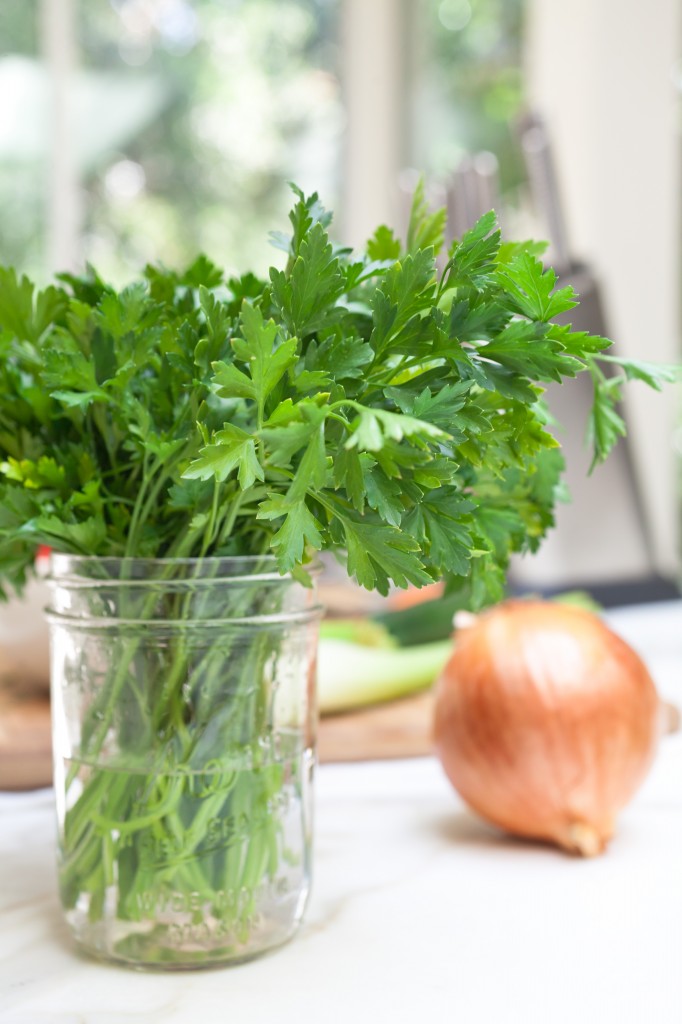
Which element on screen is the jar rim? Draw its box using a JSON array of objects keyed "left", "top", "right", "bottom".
[
  {"left": 48, "top": 553, "right": 321, "bottom": 586},
  {"left": 44, "top": 607, "right": 324, "bottom": 629}
]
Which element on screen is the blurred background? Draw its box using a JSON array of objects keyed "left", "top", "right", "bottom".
[{"left": 0, "top": 0, "right": 680, "bottom": 596}]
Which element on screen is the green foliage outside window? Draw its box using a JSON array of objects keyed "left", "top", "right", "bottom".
[
  {"left": 79, "top": 0, "right": 342, "bottom": 281},
  {"left": 412, "top": 0, "right": 526, "bottom": 189}
]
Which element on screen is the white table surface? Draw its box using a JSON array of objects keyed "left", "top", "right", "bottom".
[{"left": 1, "top": 601, "right": 681, "bottom": 1024}]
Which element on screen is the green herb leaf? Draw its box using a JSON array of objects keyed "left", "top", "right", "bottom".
[
  {"left": 367, "top": 225, "right": 402, "bottom": 261},
  {"left": 341, "top": 514, "right": 433, "bottom": 595},
  {"left": 185, "top": 425, "right": 264, "bottom": 488},
  {"left": 256, "top": 494, "right": 323, "bottom": 572},
  {"left": 232, "top": 301, "right": 299, "bottom": 413},
  {"left": 587, "top": 374, "right": 627, "bottom": 470},
  {"left": 598, "top": 355, "right": 681, "bottom": 390},
  {"left": 445, "top": 211, "right": 500, "bottom": 283},
  {"left": 270, "top": 222, "right": 345, "bottom": 337},
  {"left": 406, "top": 178, "right": 447, "bottom": 255},
  {"left": 498, "top": 252, "right": 577, "bottom": 321},
  {"left": 344, "top": 404, "right": 449, "bottom": 452}
]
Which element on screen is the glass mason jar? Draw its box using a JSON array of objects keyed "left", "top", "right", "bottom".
[{"left": 46, "top": 555, "right": 322, "bottom": 969}]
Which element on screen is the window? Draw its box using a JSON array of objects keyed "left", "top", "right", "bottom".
[{"left": 2, "top": 1, "right": 526, "bottom": 278}]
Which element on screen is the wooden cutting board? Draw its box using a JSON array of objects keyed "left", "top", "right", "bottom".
[
  {"left": 0, "top": 689, "right": 52, "bottom": 790},
  {"left": 318, "top": 691, "right": 434, "bottom": 762}
]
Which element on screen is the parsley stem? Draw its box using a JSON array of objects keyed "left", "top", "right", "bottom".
[
  {"left": 214, "top": 489, "right": 246, "bottom": 548},
  {"left": 125, "top": 448, "right": 190, "bottom": 557},
  {"left": 124, "top": 450, "right": 152, "bottom": 558},
  {"left": 200, "top": 479, "right": 221, "bottom": 556}
]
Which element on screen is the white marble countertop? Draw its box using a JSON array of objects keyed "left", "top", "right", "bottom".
[{"left": 1, "top": 601, "right": 681, "bottom": 1024}]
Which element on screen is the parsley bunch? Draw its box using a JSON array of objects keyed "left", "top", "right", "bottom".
[{"left": 0, "top": 184, "right": 675, "bottom": 602}]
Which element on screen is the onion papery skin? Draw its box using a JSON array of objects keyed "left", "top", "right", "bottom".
[{"left": 434, "top": 600, "right": 661, "bottom": 856}]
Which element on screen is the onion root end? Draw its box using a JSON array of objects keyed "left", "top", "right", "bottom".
[{"left": 562, "top": 822, "right": 609, "bottom": 858}]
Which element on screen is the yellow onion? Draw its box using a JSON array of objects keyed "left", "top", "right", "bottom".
[{"left": 433, "top": 600, "right": 661, "bottom": 856}]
